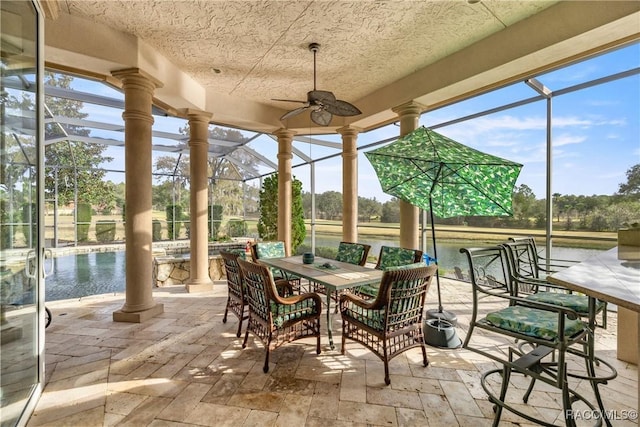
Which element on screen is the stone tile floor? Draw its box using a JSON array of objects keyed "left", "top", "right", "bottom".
[{"left": 29, "top": 278, "right": 638, "bottom": 426}]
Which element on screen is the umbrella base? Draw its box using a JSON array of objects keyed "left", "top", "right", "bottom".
[
  {"left": 425, "top": 308, "right": 458, "bottom": 326},
  {"left": 423, "top": 318, "right": 462, "bottom": 349}
]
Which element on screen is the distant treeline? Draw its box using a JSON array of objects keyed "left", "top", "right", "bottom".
[{"left": 302, "top": 183, "right": 640, "bottom": 232}]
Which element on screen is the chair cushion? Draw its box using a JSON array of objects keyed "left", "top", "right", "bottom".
[
  {"left": 341, "top": 302, "right": 385, "bottom": 331},
  {"left": 355, "top": 284, "right": 380, "bottom": 298},
  {"left": 524, "top": 292, "right": 605, "bottom": 315},
  {"left": 255, "top": 242, "right": 286, "bottom": 259},
  {"left": 225, "top": 248, "right": 247, "bottom": 260},
  {"left": 485, "top": 305, "right": 586, "bottom": 341},
  {"left": 378, "top": 247, "right": 420, "bottom": 270},
  {"left": 355, "top": 262, "right": 426, "bottom": 298},
  {"left": 336, "top": 243, "right": 366, "bottom": 265},
  {"left": 384, "top": 262, "right": 426, "bottom": 272},
  {"left": 270, "top": 298, "right": 318, "bottom": 328}
]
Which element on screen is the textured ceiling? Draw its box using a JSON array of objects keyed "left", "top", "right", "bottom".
[
  {"left": 56, "top": 1, "right": 555, "bottom": 109},
  {"left": 45, "top": 1, "right": 639, "bottom": 133}
]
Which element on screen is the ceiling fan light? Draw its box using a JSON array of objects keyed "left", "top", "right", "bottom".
[{"left": 311, "top": 109, "right": 332, "bottom": 126}]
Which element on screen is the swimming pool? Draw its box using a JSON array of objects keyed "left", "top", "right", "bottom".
[
  {"left": 45, "top": 251, "right": 126, "bottom": 301},
  {"left": 45, "top": 242, "right": 605, "bottom": 302}
]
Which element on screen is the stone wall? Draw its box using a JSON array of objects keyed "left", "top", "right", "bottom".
[{"left": 153, "top": 255, "right": 228, "bottom": 286}]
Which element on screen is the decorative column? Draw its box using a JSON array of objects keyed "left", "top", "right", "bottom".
[
  {"left": 185, "top": 109, "right": 213, "bottom": 292},
  {"left": 392, "top": 101, "right": 424, "bottom": 250},
  {"left": 112, "top": 68, "right": 164, "bottom": 322},
  {"left": 274, "top": 128, "right": 295, "bottom": 255},
  {"left": 338, "top": 126, "right": 360, "bottom": 243}
]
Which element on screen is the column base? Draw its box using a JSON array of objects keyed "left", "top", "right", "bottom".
[
  {"left": 113, "top": 303, "right": 164, "bottom": 323},
  {"left": 186, "top": 279, "right": 214, "bottom": 293}
]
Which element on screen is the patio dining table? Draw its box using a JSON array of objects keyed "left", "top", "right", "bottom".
[
  {"left": 547, "top": 246, "right": 640, "bottom": 412},
  {"left": 257, "top": 255, "right": 383, "bottom": 349}
]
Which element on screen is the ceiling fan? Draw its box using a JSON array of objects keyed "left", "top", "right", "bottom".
[{"left": 274, "top": 43, "right": 362, "bottom": 126}]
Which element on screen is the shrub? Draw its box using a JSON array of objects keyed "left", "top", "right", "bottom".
[
  {"left": 227, "top": 219, "right": 247, "bottom": 237},
  {"left": 152, "top": 220, "right": 162, "bottom": 241},
  {"left": 22, "top": 202, "right": 36, "bottom": 245},
  {"left": 76, "top": 203, "right": 92, "bottom": 242},
  {"left": 1, "top": 201, "right": 13, "bottom": 249},
  {"left": 96, "top": 220, "right": 116, "bottom": 242},
  {"left": 166, "top": 204, "right": 183, "bottom": 239},
  {"left": 209, "top": 204, "right": 223, "bottom": 239},
  {"left": 258, "top": 173, "right": 306, "bottom": 253}
]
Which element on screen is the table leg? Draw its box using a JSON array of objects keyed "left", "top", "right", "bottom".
[{"left": 326, "top": 292, "right": 334, "bottom": 350}]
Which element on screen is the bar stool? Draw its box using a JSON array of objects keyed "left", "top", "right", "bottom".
[{"left": 460, "top": 246, "right": 617, "bottom": 427}]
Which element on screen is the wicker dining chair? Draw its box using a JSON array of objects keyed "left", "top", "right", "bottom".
[
  {"left": 220, "top": 250, "right": 248, "bottom": 338},
  {"left": 339, "top": 263, "right": 438, "bottom": 385},
  {"left": 335, "top": 241, "right": 371, "bottom": 266},
  {"left": 310, "top": 241, "right": 372, "bottom": 304},
  {"left": 237, "top": 258, "right": 322, "bottom": 373},
  {"left": 356, "top": 245, "right": 424, "bottom": 298},
  {"left": 251, "top": 241, "right": 300, "bottom": 295}
]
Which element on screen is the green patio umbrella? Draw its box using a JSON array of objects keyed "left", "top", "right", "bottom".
[{"left": 365, "top": 126, "right": 522, "bottom": 322}]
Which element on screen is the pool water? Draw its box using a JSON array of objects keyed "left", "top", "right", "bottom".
[
  {"left": 45, "top": 251, "right": 126, "bottom": 301},
  {"left": 45, "top": 242, "right": 605, "bottom": 302}
]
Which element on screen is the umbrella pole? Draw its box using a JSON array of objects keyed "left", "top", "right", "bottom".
[
  {"left": 429, "top": 200, "right": 443, "bottom": 312},
  {"left": 425, "top": 197, "right": 458, "bottom": 326}
]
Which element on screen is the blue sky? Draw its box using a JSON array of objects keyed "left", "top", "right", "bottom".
[{"left": 74, "top": 42, "right": 639, "bottom": 202}]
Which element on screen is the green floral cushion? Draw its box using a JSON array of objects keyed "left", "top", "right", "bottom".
[
  {"left": 377, "top": 247, "right": 420, "bottom": 270},
  {"left": 524, "top": 292, "right": 605, "bottom": 315},
  {"left": 256, "top": 242, "right": 286, "bottom": 259},
  {"left": 225, "top": 248, "right": 246, "bottom": 260},
  {"left": 485, "top": 305, "right": 586, "bottom": 341},
  {"left": 355, "top": 284, "right": 380, "bottom": 298},
  {"left": 385, "top": 262, "right": 426, "bottom": 272},
  {"left": 270, "top": 298, "right": 319, "bottom": 328},
  {"left": 336, "top": 242, "right": 366, "bottom": 265},
  {"left": 255, "top": 242, "right": 297, "bottom": 282},
  {"left": 356, "top": 262, "right": 426, "bottom": 298},
  {"left": 341, "top": 301, "right": 385, "bottom": 331}
]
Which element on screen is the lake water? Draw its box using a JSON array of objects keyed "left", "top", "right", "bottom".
[
  {"left": 304, "top": 235, "right": 604, "bottom": 272},
  {"left": 45, "top": 237, "right": 604, "bottom": 301}
]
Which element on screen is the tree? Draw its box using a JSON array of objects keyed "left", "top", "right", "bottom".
[
  {"left": 316, "top": 191, "right": 342, "bottom": 220},
  {"left": 291, "top": 178, "right": 306, "bottom": 251},
  {"left": 154, "top": 155, "right": 189, "bottom": 209},
  {"left": 153, "top": 126, "right": 259, "bottom": 217},
  {"left": 358, "top": 196, "right": 382, "bottom": 222},
  {"left": 617, "top": 164, "right": 640, "bottom": 196},
  {"left": 512, "top": 184, "right": 537, "bottom": 223},
  {"left": 43, "top": 72, "right": 114, "bottom": 206},
  {"left": 257, "top": 173, "right": 306, "bottom": 252},
  {"left": 380, "top": 198, "right": 400, "bottom": 223}
]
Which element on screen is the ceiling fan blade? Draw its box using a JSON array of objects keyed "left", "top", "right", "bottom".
[
  {"left": 310, "top": 109, "right": 332, "bottom": 126},
  {"left": 280, "top": 106, "right": 309, "bottom": 121},
  {"left": 272, "top": 98, "right": 308, "bottom": 104},
  {"left": 322, "top": 99, "right": 362, "bottom": 117},
  {"left": 308, "top": 90, "right": 336, "bottom": 104}
]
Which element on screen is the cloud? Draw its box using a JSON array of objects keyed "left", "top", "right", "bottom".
[{"left": 553, "top": 134, "right": 587, "bottom": 147}]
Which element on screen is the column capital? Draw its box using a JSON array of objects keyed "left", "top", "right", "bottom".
[
  {"left": 187, "top": 110, "right": 211, "bottom": 147},
  {"left": 184, "top": 108, "right": 213, "bottom": 122},
  {"left": 273, "top": 128, "right": 297, "bottom": 140},
  {"left": 391, "top": 101, "right": 426, "bottom": 118},
  {"left": 336, "top": 125, "right": 362, "bottom": 138},
  {"left": 112, "top": 68, "right": 164, "bottom": 90}
]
